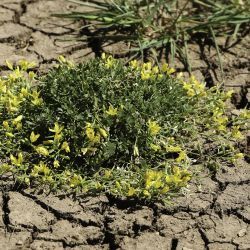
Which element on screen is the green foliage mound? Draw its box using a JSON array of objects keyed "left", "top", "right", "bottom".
[{"left": 0, "top": 57, "right": 248, "bottom": 201}]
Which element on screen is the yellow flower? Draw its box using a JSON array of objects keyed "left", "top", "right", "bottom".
[
  {"left": 161, "top": 63, "right": 169, "bottom": 72},
  {"left": 104, "top": 170, "right": 112, "bottom": 178},
  {"left": 165, "top": 166, "right": 191, "bottom": 187},
  {"left": 141, "top": 62, "right": 153, "bottom": 80},
  {"left": 86, "top": 126, "right": 95, "bottom": 141},
  {"left": 28, "top": 71, "right": 36, "bottom": 80},
  {"left": 176, "top": 151, "right": 187, "bottom": 162},
  {"left": 128, "top": 187, "right": 136, "bottom": 196},
  {"left": 160, "top": 185, "right": 170, "bottom": 194},
  {"left": 3, "top": 121, "right": 9, "bottom": 130},
  {"left": 161, "top": 63, "right": 175, "bottom": 75},
  {"left": 19, "top": 59, "right": 32, "bottom": 68},
  {"left": 15, "top": 122, "right": 22, "bottom": 130},
  {"left": 165, "top": 145, "right": 182, "bottom": 153},
  {"left": 94, "top": 181, "right": 102, "bottom": 189},
  {"left": 32, "top": 162, "right": 50, "bottom": 176},
  {"left": 172, "top": 166, "right": 181, "bottom": 176},
  {"left": 53, "top": 160, "right": 60, "bottom": 168},
  {"left": 150, "top": 143, "right": 161, "bottom": 151},
  {"left": 224, "top": 90, "right": 234, "bottom": 99},
  {"left": 20, "top": 87, "right": 29, "bottom": 97},
  {"left": 99, "top": 128, "right": 108, "bottom": 138},
  {"left": 231, "top": 152, "right": 244, "bottom": 163},
  {"left": 231, "top": 126, "right": 244, "bottom": 140},
  {"left": 101, "top": 52, "right": 106, "bottom": 60},
  {"left": 105, "top": 56, "right": 115, "bottom": 69},
  {"left": 143, "top": 190, "right": 150, "bottom": 197},
  {"left": 61, "top": 141, "right": 70, "bottom": 153},
  {"left": 129, "top": 60, "right": 138, "bottom": 69},
  {"left": 142, "top": 62, "right": 152, "bottom": 71},
  {"left": 141, "top": 71, "right": 151, "bottom": 80},
  {"left": 217, "top": 124, "right": 226, "bottom": 131},
  {"left": 35, "top": 146, "right": 49, "bottom": 156},
  {"left": 213, "top": 114, "right": 228, "bottom": 127},
  {"left": 187, "top": 88, "right": 195, "bottom": 97},
  {"left": 145, "top": 170, "right": 164, "bottom": 189},
  {"left": 106, "top": 105, "right": 118, "bottom": 116},
  {"left": 235, "top": 153, "right": 244, "bottom": 159},
  {"left": 147, "top": 119, "right": 161, "bottom": 136},
  {"left": 30, "top": 90, "right": 43, "bottom": 106},
  {"left": 10, "top": 152, "right": 23, "bottom": 166},
  {"left": 18, "top": 59, "right": 36, "bottom": 71},
  {"left": 43, "top": 140, "right": 54, "bottom": 145},
  {"left": 152, "top": 66, "right": 159, "bottom": 74},
  {"left": 49, "top": 122, "right": 64, "bottom": 134},
  {"left": 158, "top": 73, "right": 164, "bottom": 79},
  {"left": 12, "top": 115, "right": 23, "bottom": 125},
  {"left": 49, "top": 122, "right": 63, "bottom": 141},
  {"left": 70, "top": 174, "right": 83, "bottom": 188},
  {"left": 58, "top": 55, "right": 66, "bottom": 63},
  {"left": 6, "top": 132, "right": 14, "bottom": 137},
  {"left": 115, "top": 181, "right": 121, "bottom": 190},
  {"left": 85, "top": 123, "right": 101, "bottom": 144},
  {"left": 30, "top": 131, "right": 40, "bottom": 143},
  {"left": 54, "top": 133, "right": 63, "bottom": 141},
  {"left": 239, "top": 110, "right": 250, "bottom": 119}
]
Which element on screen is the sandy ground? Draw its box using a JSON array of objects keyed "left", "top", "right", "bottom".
[{"left": 0, "top": 0, "right": 249, "bottom": 249}]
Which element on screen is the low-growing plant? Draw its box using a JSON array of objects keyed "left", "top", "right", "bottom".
[{"left": 0, "top": 57, "right": 248, "bottom": 202}]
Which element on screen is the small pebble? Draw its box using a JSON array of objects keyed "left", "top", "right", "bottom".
[
  {"left": 16, "top": 240, "right": 23, "bottom": 246},
  {"left": 238, "top": 228, "right": 247, "bottom": 237}
]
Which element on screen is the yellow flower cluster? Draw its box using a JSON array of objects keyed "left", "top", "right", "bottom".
[
  {"left": 57, "top": 55, "right": 74, "bottom": 68},
  {"left": 35, "top": 146, "right": 49, "bottom": 156},
  {"left": 139, "top": 61, "right": 175, "bottom": 80},
  {"left": 161, "top": 63, "right": 175, "bottom": 75},
  {"left": 231, "top": 126, "right": 244, "bottom": 140},
  {"left": 140, "top": 62, "right": 158, "bottom": 80},
  {"left": 239, "top": 109, "right": 250, "bottom": 119},
  {"left": 83, "top": 122, "right": 108, "bottom": 154},
  {"left": 145, "top": 169, "right": 165, "bottom": 190},
  {"left": 143, "top": 166, "right": 191, "bottom": 197},
  {"left": 0, "top": 83, "right": 43, "bottom": 113},
  {"left": 101, "top": 53, "right": 116, "bottom": 69},
  {"left": 61, "top": 141, "right": 70, "bottom": 153},
  {"left": 49, "top": 122, "right": 64, "bottom": 141},
  {"left": 212, "top": 108, "right": 228, "bottom": 131},
  {"left": 147, "top": 119, "right": 161, "bottom": 136},
  {"left": 231, "top": 152, "right": 244, "bottom": 163},
  {"left": 129, "top": 59, "right": 139, "bottom": 70},
  {"left": 10, "top": 152, "right": 23, "bottom": 166},
  {"left": 181, "top": 75, "right": 206, "bottom": 97},
  {"left": 85, "top": 122, "right": 101, "bottom": 144},
  {"left": 31, "top": 161, "right": 51, "bottom": 177},
  {"left": 29, "top": 122, "right": 70, "bottom": 158},
  {"left": 2, "top": 115, "right": 23, "bottom": 138},
  {"left": 165, "top": 166, "right": 191, "bottom": 188},
  {"left": 69, "top": 173, "right": 83, "bottom": 188},
  {"left": 106, "top": 104, "right": 118, "bottom": 116},
  {"left": 0, "top": 61, "right": 42, "bottom": 114}
]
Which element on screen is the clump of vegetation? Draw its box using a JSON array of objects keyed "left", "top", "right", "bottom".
[
  {"left": 0, "top": 57, "right": 248, "bottom": 202},
  {"left": 55, "top": 0, "right": 250, "bottom": 62}
]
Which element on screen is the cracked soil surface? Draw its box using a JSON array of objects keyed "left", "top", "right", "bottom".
[{"left": 0, "top": 0, "right": 249, "bottom": 249}]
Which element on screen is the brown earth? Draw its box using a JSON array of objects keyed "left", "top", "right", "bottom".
[{"left": 0, "top": 0, "right": 249, "bottom": 249}]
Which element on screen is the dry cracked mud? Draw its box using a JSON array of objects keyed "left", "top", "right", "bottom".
[{"left": 0, "top": 0, "right": 249, "bottom": 249}]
